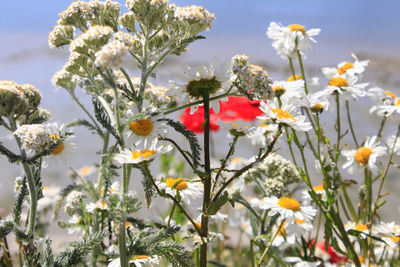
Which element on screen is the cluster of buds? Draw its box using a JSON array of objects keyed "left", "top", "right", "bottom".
[
  {"left": 57, "top": 0, "right": 120, "bottom": 30},
  {"left": 48, "top": 25, "right": 75, "bottom": 48},
  {"left": 0, "top": 81, "right": 41, "bottom": 118},
  {"left": 232, "top": 54, "right": 273, "bottom": 100},
  {"left": 14, "top": 124, "right": 54, "bottom": 156},
  {"left": 94, "top": 40, "right": 128, "bottom": 68},
  {"left": 173, "top": 5, "right": 215, "bottom": 31}
]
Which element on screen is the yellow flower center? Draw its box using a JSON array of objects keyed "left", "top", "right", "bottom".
[
  {"left": 328, "top": 77, "right": 348, "bottom": 87},
  {"left": 385, "top": 90, "right": 397, "bottom": 98},
  {"left": 278, "top": 221, "right": 287, "bottom": 236},
  {"left": 354, "top": 147, "right": 372, "bottom": 165},
  {"left": 165, "top": 177, "right": 188, "bottom": 190},
  {"left": 313, "top": 184, "right": 324, "bottom": 192},
  {"left": 130, "top": 255, "right": 149, "bottom": 261},
  {"left": 338, "top": 62, "right": 354, "bottom": 75},
  {"left": 131, "top": 149, "right": 156, "bottom": 160},
  {"left": 277, "top": 197, "right": 301, "bottom": 211},
  {"left": 358, "top": 256, "right": 364, "bottom": 264},
  {"left": 272, "top": 108, "right": 296, "bottom": 122},
  {"left": 395, "top": 99, "right": 400, "bottom": 106},
  {"left": 391, "top": 235, "right": 400, "bottom": 243},
  {"left": 272, "top": 85, "right": 285, "bottom": 92},
  {"left": 287, "top": 74, "right": 303, "bottom": 82},
  {"left": 49, "top": 134, "right": 64, "bottom": 155},
  {"left": 287, "top": 24, "right": 306, "bottom": 35},
  {"left": 354, "top": 224, "right": 368, "bottom": 232},
  {"left": 129, "top": 118, "right": 154, "bottom": 136},
  {"left": 79, "top": 167, "right": 92, "bottom": 176},
  {"left": 125, "top": 221, "right": 132, "bottom": 228},
  {"left": 311, "top": 103, "right": 324, "bottom": 113},
  {"left": 295, "top": 217, "right": 305, "bottom": 224},
  {"left": 259, "top": 123, "right": 269, "bottom": 128},
  {"left": 231, "top": 157, "right": 241, "bottom": 163},
  {"left": 51, "top": 143, "right": 65, "bottom": 155}
]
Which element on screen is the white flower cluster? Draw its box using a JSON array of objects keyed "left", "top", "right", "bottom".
[
  {"left": 58, "top": 1, "right": 93, "bottom": 25},
  {"left": 232, "top": 54, "right": 272, "bottom": 99},
  {"left": 70, "top": 25, "right": 113, "bottom": 53},
  {"left": 48, "top": 25, "right": 75, "bottom": 48},
  {"left": 51, "top": 69, "right": 78, "bottom": 91},
  {"left": 94, "top": 40, "right": 128, "bottom": 68},
  {"left": 64, "top": 190, "right": 85, "bottom": 216},
  {"left": 114, "top": 31, "right": 136, "bottom": 48},
  {"left": 174, "top": 5, "right": 215, "bottom": 26},
  {"left": 145, "top": 83, "right": 177, "bottom": 107},
  {"left": 243, "top": 153, "right": 300, "bottom": 196},
  {"left": 126, "top": 0, "right": 168, "bottom": 10},
  {"left": 14, "top": 124, "right": 54, "bottom": 156},
  {"left": 0, "top": 80, "right": 28, "bottom": 100}
]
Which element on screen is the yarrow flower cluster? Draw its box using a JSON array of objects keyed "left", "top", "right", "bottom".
[
  {"left": 232, "top": 54, "right": 273, "bottom": 100},
  {"left": 94, "top": 40, "right": 128, "bottom": 68},
  {"left": 14, "top": 124, "right": 54, "bottom": 156}
]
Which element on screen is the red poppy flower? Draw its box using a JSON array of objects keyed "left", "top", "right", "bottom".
[
  {"left": 310, "top": 240, "right": 348, "bottom": 264},
  {"left": 179, "top": 96, "right": 262, "bottom": 133}
]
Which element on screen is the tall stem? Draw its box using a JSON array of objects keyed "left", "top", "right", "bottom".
[
  {"left": 9, "top": 119, "right": 37, "bottom": 239},
  {"left": 200, "top": 90, "right": 211, "bottom": 267},
  {"left": 119, "top": 164, "right": 129, "bottom": 267}
]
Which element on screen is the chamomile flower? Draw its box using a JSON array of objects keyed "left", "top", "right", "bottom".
[
  {"left": 342, "top": 136, "right": 386, "bottom": 174},
  {"left": 323, "top": 74, "right": 369, "bottom": 101},
  {"left": 302, "top": 184, "right": 327, "bottom": 204},
  {"left": 273, "top": 218, "right": 313, "bottom": 247},
  {"left": 44, "top": 123, "right": 76, "bottom": 165},
  {"left": 345, "top": 222, "right": 369, "bottom": 239},
  {"left": 168, "top": 59, "right": 233, "bottom": 114},
  {"left": 376, "top": 222, "right": 400, "bottom": 249},
  {"left": 86, "top": 200, "right": 108, "bottom": 213},
  {"left": 266, "top": 22, "right": 321, "bottom": 59},
  {"left": 247, "top": 122, "right": 278, "bottom": 147},
  {"left": 158, "top": 177, "right": 202, "bottom": 204},
  {"left": 368, "top": 87, "right": 398, "bottom": 115},
  {"left": 125, "top": 111, "right": 167, "bottom": 146},
  {"left": 77, "top": 166, "right": 95, "bottom": 177},
  {"left": 218, "top": 120, "right": 256, "bottom": 138},
  {"left": 271, "top": 79, "right": 304, "bottom": 101},
  {"left": 386, "top": 135, "right": 400, "bottom": 155},
  {"left": 114, "top": 139, "right": 172, "bottom": 164},
  {"left": 256, "top": 196, "right": 317, "bottom": 224},
  {"left": 258, "top": 99, "right": 312, "bottom": 131},
  {"left": 108, "top": 255, "right": 160, "bottom": 267},
  {"left": 321, "top": 53, "right": 369, "bottom": 77},
  {"left": 298, "top": 90, "right": 330, "bottom": 113}
]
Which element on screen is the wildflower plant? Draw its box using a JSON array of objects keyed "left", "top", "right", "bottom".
[{"left": 1, "top": 1, "right": 400, "bottom": 267}]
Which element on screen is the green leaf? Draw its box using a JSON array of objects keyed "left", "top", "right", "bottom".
[{"left": 208, "top": 191, "right": 230, "bottom": 216}]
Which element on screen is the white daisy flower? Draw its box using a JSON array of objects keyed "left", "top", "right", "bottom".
[
  {"left": 386, "top": 135, "right": 400, "bottom": 155},
  {"left": 321, "top": 53, "right": 369, "bottom": 78},
  {"left": 168, "top": 59, "right": 233, "bottom": 114},
  {"left": 375, "top": 221, "right": 400, "bottom": 249},
  {"left": 255, "top": 196, "right": 317, "bottom": 224},
  {"left": 266, "top": 22, "right": 321, "bottom": 59},
  {"left": 273, "top": 218, "right": 313, "bottom": 247},
  {"left": 125, "top": 109, "right": 167, "bottom": 146},
  {"left": 37, "top": 186, "right": 61, "bottom": 211},
  {"left": 271, "top": 79, "right": 304, "bottom": 102},
  {"left": 345, "top": 222, "right": 369, "bottom": 239},
  {"left": 302, "top": 184, "right": 327, "bottom": 204},
  {"left": 298, "top": 90, "right": 330, "bottom": 113},
  {"left": 227, "top": 157, "right": 250, "bottom": 170},
  {"left": 218, "top": 120, "right": 256, "bottom": 138},
  {"left": 114, "top": 139, "right": 172, "bottom": 164},
  {"left": 108, "top": 255, "right": 160, "bottom": 267},
  {"left": 342, "top": 136, "right": 387, "bottom": 174},
  {"left": 44, "top": 123, "right": 76, "bottom": 166},
  {"left": 247, "top": 122, "right": 278, "bottom": 147},
  {"left": 258, "top": 99, "right": 312, "bottom": 132},
  {"left": 158, "top": 177, "right": 203, "bottom": 204},
  {"left": 368, "top": 87, "right": 398, "bottom": 115},
  {"left": 322, "top": 74, "right": 369, "bottom": 101},
  {"left": 86, "top": 201, "right": 108, "bottom": 213}
]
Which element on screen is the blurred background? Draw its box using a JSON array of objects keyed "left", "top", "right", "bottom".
[{"left": 1, "top": 0, "right": 400, "bottom": 232}]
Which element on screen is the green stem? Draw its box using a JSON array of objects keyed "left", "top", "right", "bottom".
[
  {"left": 9, "top": 119, "right": 37, "bottom": 239},
  {"left": 296, "top": 49, "right": 308, "bottom": 94},
  {"left": 257, "top": 221, "right": 285, "bottom": 266},
  {"left": 119, "top": 164, "right": 129, "bottom": 267},
  {"left": 200, "top": 90, "right": 211, "bottom": 267},
  {"left": 346, "top": 100, "right": 359, "bottom": 147}
]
